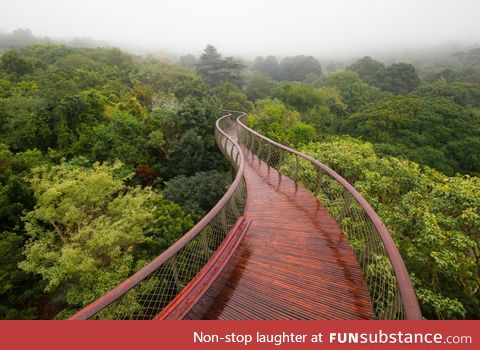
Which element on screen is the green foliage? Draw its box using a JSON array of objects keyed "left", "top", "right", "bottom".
[
  {"left": 195, "top": 45, "right": 245, "bottom": 88},
  {"left": 164, "top": 170, "right": 230, "bottom": 217},
  {"left": 0, "top": 145, "right": 48, "bottom": 319},
  {"left": 372, "top": 63, "right": 420, "bottom": 95},
  {"left": 0, "top": 231, "right": 43, "bottom": 319},
  {"left": 297, "top": 137, "right": 479, "bottom": 319},
  {"left": 18, "top": 162, "right": 191, "bottom": 317},
  {"left": 0, "top": 29, "right": 39, "bottom": 50},
  {"left": 89, "top": 110, "right": 149, "bottom": 171},
  {"left": 414, "top": 78, "right": 480, "bottom": 108},
  {"left": 340, "top": 96, "right": 480, "bottom": 175},
  {"left": 178, "top": 54, "right": 196, "bottom": 68},
  {"left": 279, "top": 55, "right": 322, "bottom": 81},
  {"left": 273, "top": 82, "right": 326, "bottom": 113},
  {"left": 347, "top": 56, "right": 385, "bottom": 84},
  {"left": 0, "top": 144, "right": 45, "bottom": 231},
  {"left": 272, "top": 82, "right": 345, "bottom": 134},
  {"left": 245, "top": 71, "right": 275, "bottom": 101},
  {"left": 322, "top": 70, "right": 388, "bottom": 113},
  {"left": 252, "top": 56, "right": 281, "bottom": 80},
  {"left": 213, "top": 82, "right": 253, "bottom": 112},
  {"left": 0, "top": 50, "right": 33, "bottom": 79},
  {"left": 0, "top": 43, "right": 229, "bottom": 319},
  {"left": 247, "top": 98, "right": 316, "bottom": 146}
]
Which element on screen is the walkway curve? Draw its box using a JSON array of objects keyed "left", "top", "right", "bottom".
[
  {"left": 185, "top": 121, "right": 374, "bottom": 319},
  {"left": 69, "top": 111, "right": 421, "bottom": 320}
]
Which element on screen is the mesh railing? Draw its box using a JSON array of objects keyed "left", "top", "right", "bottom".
[
  {"left": 236, "top": 114, "right": 421, "bottom": 320},
  {"left": 69, "top": 112, "right": 247, "bottom": 320}
]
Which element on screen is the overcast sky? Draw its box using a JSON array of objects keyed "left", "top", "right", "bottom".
[{"left": 1, "top": 0, "right": 479, "bottom": 57}]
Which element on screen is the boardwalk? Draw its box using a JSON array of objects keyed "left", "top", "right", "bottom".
[{"left": 185, "top": 122, "right": 374, "bottom": 320}]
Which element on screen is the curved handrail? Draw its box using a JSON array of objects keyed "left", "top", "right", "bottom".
[
  {"left": 236, "top": 113, "right": 421, "bottom": 320},
  {"left": 69, "top": 111, "right": 247, "bottom": 320}
]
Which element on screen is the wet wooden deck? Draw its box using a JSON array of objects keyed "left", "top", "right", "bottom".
[{"left": 185, "top": 123, "right": 374, "bottom": 319}]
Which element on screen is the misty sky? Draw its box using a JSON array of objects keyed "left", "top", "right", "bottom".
[{"left": 1, "top": 0, "right": 479, "bottom": 57}]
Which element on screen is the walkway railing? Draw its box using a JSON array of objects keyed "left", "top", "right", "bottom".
[
  {"left": 236, "top": 114, "right": 421, "bottom": 320},
  {"left": 69, "top": 112, "right": 247, "bottom": 320}
]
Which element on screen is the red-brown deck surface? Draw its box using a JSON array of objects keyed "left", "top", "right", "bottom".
[{"left": 185, "top": 123, "right": 374, "bottom": 319}]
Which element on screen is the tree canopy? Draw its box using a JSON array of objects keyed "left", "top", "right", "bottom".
[
  {"left": 372, "top": 63, "right": 420, "bottom": 95},
  {"left": 340, "top": 96, "right": 480, "bottom": 175},
  {"left": 347, "top": 56, "right": 385, "bottom": 84},
  {"left": 0, "top": 43, "right": 230, "bottom": 319},
  {"left": 195, "top": 45, "right": 245, "bottom": 88}
]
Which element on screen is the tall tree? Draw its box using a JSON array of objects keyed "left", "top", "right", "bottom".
[
  {"left": 279, "top": 55, "right": 322, "bottom": 81},
  {"left": 246, "top": 71, "right": 275, "bottom": 101},
  {"left": 347, "top": 56, "right": 385, "bottom": 84},
  {"left": 195, "top": 45, "right": 244, "bottom": 88},
  {"left": 322, "top": 71, "right": 387, "bottom": 113},
  {"left": 372, "top": 63, "right": 420, "bottom": 95}
]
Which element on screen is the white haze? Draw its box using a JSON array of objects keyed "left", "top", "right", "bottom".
[{"left": 1, "top": 0, "right": 479, "bottom": 58}]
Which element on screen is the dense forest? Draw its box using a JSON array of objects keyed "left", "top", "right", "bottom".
[
  {"left": 0, "top": 42, "right": 238, "bottom": 319},
  {"left": 246, "top": 51, "right": 480, "bottom": 319},
  {"left": 1, "top": 34, "right": 479, "bottom": 319}
]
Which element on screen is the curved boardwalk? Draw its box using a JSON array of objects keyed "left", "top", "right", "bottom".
[{"left": 185, "top": 122, "right": 374, "bottom": 320}]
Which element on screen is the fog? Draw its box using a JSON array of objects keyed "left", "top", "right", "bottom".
[{"left": 1, "top": 0, "right": 479, "bottom": 58}]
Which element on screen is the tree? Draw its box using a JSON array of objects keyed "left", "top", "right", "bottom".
[
  {"left": 263, "top": 56, "right": 281, "bottom": 80},
  {"left": 279, "top": 55, "right": 322, "bottom": 81},
  {"left": 414, "top": 78, "right": 480, "bottom": 108},
  {"left": 169, "top": 129, "right": 225, "bottom": 177},
  {"left": 340, "top": 96, "right": 480, "bottom": 175},
  {"left": 213, "top": 82, "right": 253, "bottom": 112},
  {"left": 272, "top": 82, "right": 325, "bottom": 113},
  {"left": 0, "top": 145, "right": 47, "bottom": 319},
  {"left": 89, "top": 110, "right": 149, "bottom": 171},
  {"left": 347, "top": 56, "right": 385, "bottom": 84},
  {"left": 0, "top": 29, "right": 38, "bottom": 50},
  {"left": 164, "top": 170, "right": 230, "bottom": 216},
  {"left": 245, "top": 71, "right": 275, "bottom": 101},
  {"left": 195, "top": 45, "right": 244, "bottom": 88},
  {"left": 178, "top": 54, "right": 196, "bottom": 68},
  {"left": 18, "top": 162, "right": 192, "bottom": 317},
  {"left": 0, "top": 50, "right": 32, "bottom": 79},
  {"left": 322, "top": 70, "right": 387, "bottom": 113},
  {"left": 272, "top": 82, "right": 346, "bottom": 134},
  {"left": 248, "top": 98, "right": 316, "bottom": 146},
  {"left": 372, "top": 63, "right": 420, "bottom": 95},
  {"left": 253, "top": 55, "right": 281, "bottom": 80}
]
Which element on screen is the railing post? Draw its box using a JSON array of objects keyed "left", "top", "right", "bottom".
[
  {"left": 247, "top": 133, "right": 254, "bottom": 160},
  {"left": 231, "top": 191, "right": 240, "bottom": 218},
  {"left": 170, "top": 256, "right": 182, "bottom": 292},
  {"left": 294, "top": 155, "right": 299, "bottom": 193},
  {"left": 266, "top": 144, "right": 271, "bottom": 173},
  {"left": 257, "top": 140, "right": 262, "bottom": 166},
  {"left": 338, "top": 190, "right": 351, "bottom": 223},
  {"left": 229, "top": 140, "right": 234, "bottom": 160},
  {"left": 200, "top": 228, "right": 211, "bottom": 258},
  {"left": 220, "top": 207, "right": 228, "bottom": 235},
  {"left": 224, "top": 137, "right": 228, "bottom": 153}
]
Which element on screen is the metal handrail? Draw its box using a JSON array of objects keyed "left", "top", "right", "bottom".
[
  {"left": 236, "top": 113, "right": 421, "bottom": 320},
  {"left": 69, "top": 111, "right": 247, "bottom": 320}
]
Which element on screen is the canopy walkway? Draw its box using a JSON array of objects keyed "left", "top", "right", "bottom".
[{"left": 70, "top": 111, "right": 421, "bottom": 320}]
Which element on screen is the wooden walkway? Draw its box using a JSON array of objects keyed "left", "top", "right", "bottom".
[{"left": 185, "top": 123, "right": 373, "bottom": 320}]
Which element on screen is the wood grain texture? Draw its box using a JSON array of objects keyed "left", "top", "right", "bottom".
[{"left": 185, "top": 123, "right": 374, "bottom": 320}]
